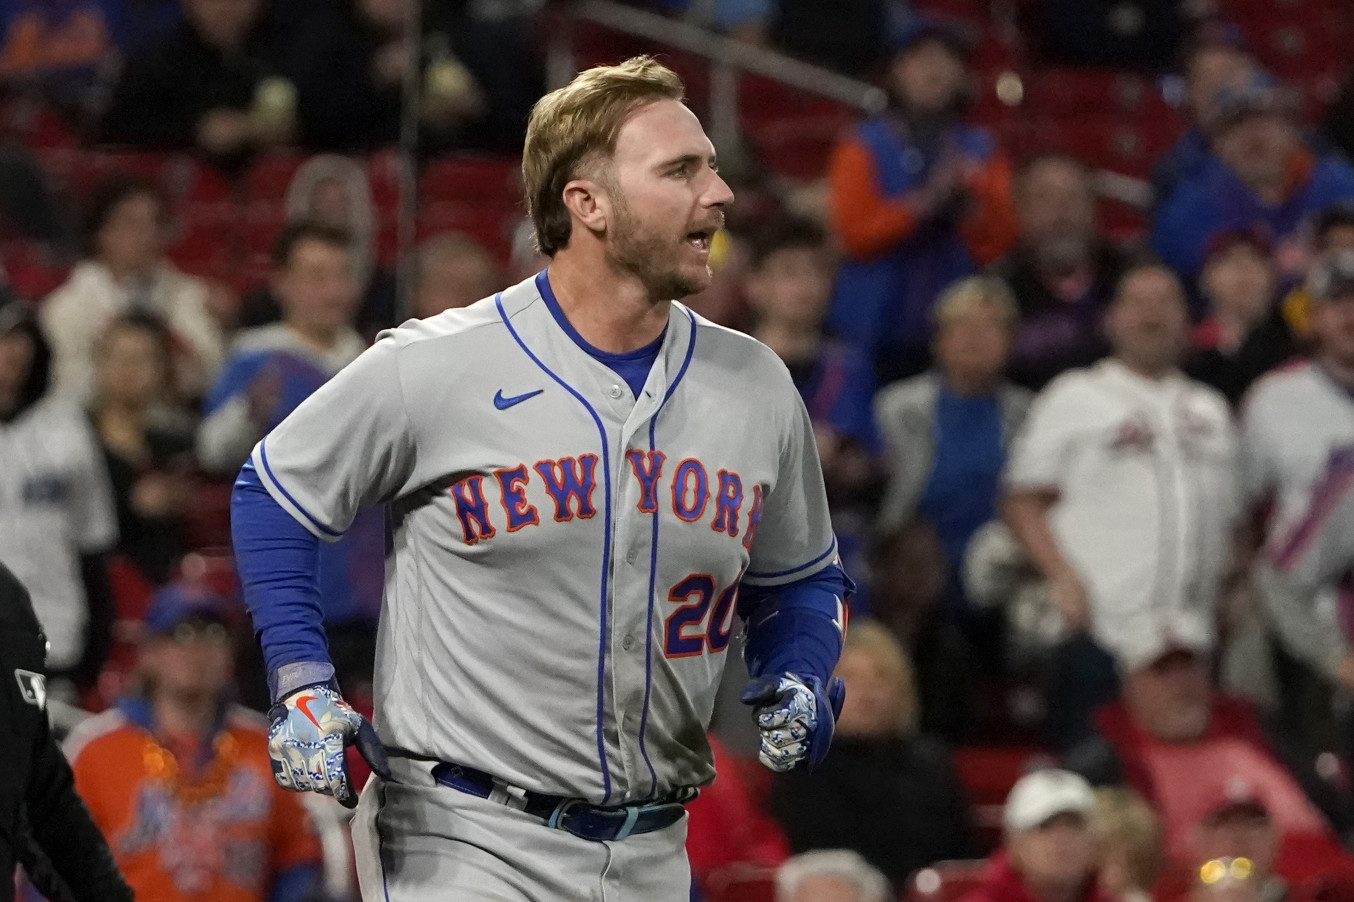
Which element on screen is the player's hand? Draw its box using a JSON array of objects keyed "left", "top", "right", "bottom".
[
  {"left": 267, "top": 684, "right": 391, "bottom": 808},
  {"left": 1048, "top": 569, "right": 1091, "bottom": 633},
  {"left": 740, "top": 673, "right": 845, "bottom": 773}
]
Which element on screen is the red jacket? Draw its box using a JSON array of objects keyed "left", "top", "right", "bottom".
[
  {"left": 686, "top": 736, "right": 790, "bottom": 893},
  {"left": 958, "top": 851, "right": 1114, "bottom": 902},
  {"left": 1094, "top": 697, "right": 1354, "bottom": 886}
]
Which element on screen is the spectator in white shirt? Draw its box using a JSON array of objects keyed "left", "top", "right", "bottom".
[
  {"left": 1003, "top": 261, "right": 1240, "bottom": 749},
  {"left": 41, "top": 175, "right": 224, "bottom": 406}
]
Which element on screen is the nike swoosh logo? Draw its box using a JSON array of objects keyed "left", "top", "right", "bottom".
[
  {"left": 296, "top": 695, "right": 323, "bottom": 729},
  {"left": 494, "top": 389, "right": 544, "bottom": 410}
]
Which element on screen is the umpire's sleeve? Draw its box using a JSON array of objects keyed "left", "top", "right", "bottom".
[{"left": 25, "top": 705, "right": 134, "bottom": 901}]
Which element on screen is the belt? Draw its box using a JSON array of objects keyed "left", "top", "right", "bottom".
[{"left": 430, "top": 762, "right": 689, "bottom": 842}]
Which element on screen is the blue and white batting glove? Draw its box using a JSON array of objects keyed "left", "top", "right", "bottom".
[
  {"left": 267, "top": 683, "right": 391, "bottom": 808},
  {"left": 740, "top": 673, "right": 846, "bottom": 773}
]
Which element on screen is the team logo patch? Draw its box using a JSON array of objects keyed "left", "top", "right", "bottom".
[{"left": 15, "top": 669, "right": 46, "bottom": 710}]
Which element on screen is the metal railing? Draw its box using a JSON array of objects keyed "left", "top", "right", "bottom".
[{"left": 547, "top": 0, "right": 887, "bottom": 154}]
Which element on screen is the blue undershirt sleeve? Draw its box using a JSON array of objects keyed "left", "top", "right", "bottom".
[
  {"left": 738, "top": 562, "right": 854, "bottom": 686},
  {"left": 232, "top": 460, "right": 334, "bottom": 699}
]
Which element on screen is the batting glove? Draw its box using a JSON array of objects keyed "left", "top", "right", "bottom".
[
  {"left": 267, "top": 683, "right": 391, "bottom": 808},
  {"left": 740, "top": 673, "right": 846, "bottom": 773}
]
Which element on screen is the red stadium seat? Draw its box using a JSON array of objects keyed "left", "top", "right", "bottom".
[
  {"left": 1023, "top": 69, "right": 1166, "bottom": 118},
  {"left": 903, "top": 860, "right": 988, "bottom": 902},
  {"left": 243, "top": 150, "right": 310, "bottom": 206},
  {"left": 705, "top": 864, "right": 777, "bottom": 902},
  {"left": 952, "top": 745, "right": 1048, "bottom": 849},
  {"left": 420, "top": 156, "right": 523, "bottom": 207}
]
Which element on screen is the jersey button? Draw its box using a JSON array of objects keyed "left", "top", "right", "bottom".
[
  {"left": 626, "top": 550, "right": 638, "bottom": 565},
  {"left": 608, "top": 385, "right": 623, "bottom": 399},
  {"left": 622, "top": 635, "right": 636, "bottom": 651}
]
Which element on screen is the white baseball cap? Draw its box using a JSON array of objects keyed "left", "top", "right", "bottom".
[{"left": 1003, "top": 769, "right": 1095, "bottom": 833}]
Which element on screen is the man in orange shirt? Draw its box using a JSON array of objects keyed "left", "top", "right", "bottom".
[
  {"left": 66, "top": 582, "right": 322, "bottom": 902},
  {"left": 827, "top": 18, "right": 1016, "bottom": 386}
]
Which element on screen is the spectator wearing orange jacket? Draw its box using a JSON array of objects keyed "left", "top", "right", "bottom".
[
  {"left": 65, "top": 583, "right": 322, "bottom": 902},
  {"left": 827, "top": 18, "right": 1016, "bottom": 385}
]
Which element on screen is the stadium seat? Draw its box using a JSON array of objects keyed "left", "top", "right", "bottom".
[
  {"left": 704, "top": 864, "right": 777, "bottom": 902},
  {"left": 1023, "top": 69, "right": 1164, "bottom": 118},
  {"left": 243, "top": 150, "right": 310, "bottom": 206},
  {"left": 951, "top": 745, "right": 1048, "bottom": 849},
  {"left": 420, "top": 156, "right": 523, "bottom": 206},
  {"left": 903, "top": 860, "right": 988, "bottom": 902}
]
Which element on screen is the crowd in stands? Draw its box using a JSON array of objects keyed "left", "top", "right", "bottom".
[{"left": 10, "top": 0, "right": 1354, "bottom": 901}]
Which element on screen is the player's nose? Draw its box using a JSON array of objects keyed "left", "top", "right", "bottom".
[{"left": 705, "top": 172, "right": 735, "bottom": 208}]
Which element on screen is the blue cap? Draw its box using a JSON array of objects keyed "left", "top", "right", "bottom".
[
  {"left": 144, "top": 582, "right": 233, "bottom": 636},
  {"left": 1210, "top": 71, "right": 1286, "bottom": 130},
  {"left": 890, "top": 15, "right": 973, "bottom": 57}
]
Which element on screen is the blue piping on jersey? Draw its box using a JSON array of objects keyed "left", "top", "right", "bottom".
[
  {"left": 258, "top": 439, "right": 342, "bottom": 538},
  {"left": 744, "top": 538, "right": 838, "bottom": 580},
  {"left": 637, "top": 305, "right": 699, "bottom": 797},
  {"left": 376, "top": 798, "right": 393, "bottom": 902},
  {"left": 495, "top": 290, "right": 616, "bottom": 803}
]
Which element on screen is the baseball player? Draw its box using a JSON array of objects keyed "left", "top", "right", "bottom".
[
  {"left": 1245, "top": 249, "right": 1354, "bottom": 692},
  {"left": 230, "top": 56, "right": 851, "bottom": 901}
]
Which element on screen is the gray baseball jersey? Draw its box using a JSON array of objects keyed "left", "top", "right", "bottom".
[
  {"left": 251, "top": 272, "right": 836, "bottom": 806},
  {"left": 1240, "top": 360, "right": 1354, "bottom": 674},
  {"left": 1243, "top": 361, "right": 1354, "bottom": 674}
]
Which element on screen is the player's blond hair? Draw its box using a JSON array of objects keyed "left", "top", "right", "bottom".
[{"left": 523, "top": 56, "right": 685, "bottom": 256}]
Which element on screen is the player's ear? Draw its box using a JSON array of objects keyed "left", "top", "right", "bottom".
[{"left": 562, "top": 176, "right": 610, "bottom": 236}]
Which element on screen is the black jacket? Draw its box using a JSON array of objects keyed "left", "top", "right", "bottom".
[
  {"left": 0, "top": 562, "right": 134, "bottom": 902},
  {"left": 769, "top": 735, "right": 975, "bottom": 889}
]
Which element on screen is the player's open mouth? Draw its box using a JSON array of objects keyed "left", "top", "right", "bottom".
[{"left": 686, "top": 231, "right": 712, "bottom": 253}]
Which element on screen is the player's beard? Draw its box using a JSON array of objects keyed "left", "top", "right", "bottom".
[{"left": 606, "top": 188, "right": 712, "bottom": 302}]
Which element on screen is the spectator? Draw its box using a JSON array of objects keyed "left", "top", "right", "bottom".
[
  {"left": 770, "top": 620, "right": 974, "bottom": 887},
  {"left": 959, "top": 769, "right": 1111, "bottom": 902},
  {"left": 1156, "top": 787, "right": 1290, "bottom": 902},
  {"left": 775, "top": 850, "right": 891, "bottom": 902},
  {"left": 1280, "top": 202, "right": 1354, "bottom": 340},
  {"left": 0, "top": 302, "right": 118, "bottom": 694},
  {"left": 875, "top": 276, "right": 1029, "bottom": 545},
  {"left": 686, "top": 734, "right": 791, "bottom": 898},
  {"left": 827, "top": 18, "right": 1017, "bottom": 385},
  {"left": 41, "top": 175, "right": 224, "bottom": 406},
  {"left": 1153, "top": 22, "right": 1256, "bottom": 201},
  {"left": 238, "top": 154, "right": 398, "bottom": 337},
  {"left": 1185, "top": 229, "right": 1296, "bottom": 405},
  {"left": 866, "top": 520, "right": 981, "bottom": 739},
  {"left": 1243, "top": 250, "right": 1354, "bottom": 739},
  {"left": 992, "top": 155, "right": 1130, "bottom": 390},
  {"left": 90, "top": 312, "right": 196, "bottom": 585},
  {"left": 286, "top": 0, "right": 490, "bottom": 152},
  {"left": 1064, "top": 642, "right": 1354, "bottom": 889},
  {"left": 0, "top": 562, "right": 135, "bottom": 902},
  {"left": 198, "top": 222, "right": 364, "bottom": 475},
  {"left": 100, "top": 0, "right": 294, "bottom": 162},
  {"left": 874, "top": 276, "right": 1030, "bottom": 659},
  {"left": 198, "top": 222, "right": 381, "bottom": 625},
  {"left": 1003, "top": 263, "right": 1239, "bottom": 750},
  {"left": 746, "top": 218, "right": 879, "bottom": 512},
  {"left": 1153, "top": 77, "right": 1354, "bottom": 285},
  {"left": 65, "top": 582, "right": 322, "bottom": 902},
  {"left": 412, "top": 231, "right": 502, "bottom": 320},
  {"left": 1092, "top": 787, "right": 1163, "bottom": 902}
]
